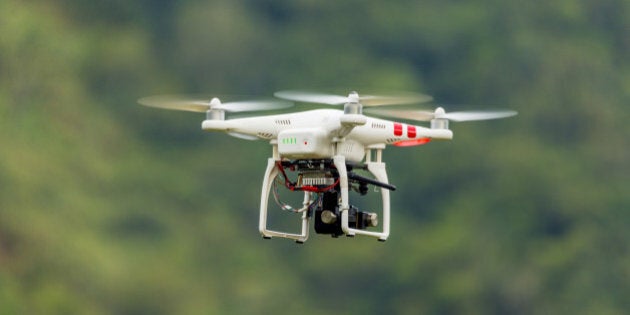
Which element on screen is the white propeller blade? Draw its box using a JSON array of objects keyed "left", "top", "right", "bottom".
[
  {"left": 274, "top": 90, "right": 432, "bottom": 106},
  {"left": 274, "top": 91, "right": 350, "bottom": 105},
  {"left": 366, "top": 107, "right": 517, "bottom": 122},
  {"left": 441, "top": 110, "right": 518, "bottom": 122},
  {"left": 138, "top": 95, "right": 293, "bottom": 113},
  {"left": 211, "top": 100, "right": 293, "bottom": 112},
  {"left": 366, "top": 109, "right": 435, "bottom": 121}
]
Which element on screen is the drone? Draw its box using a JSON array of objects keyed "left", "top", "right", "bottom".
[{"left": 139, "top": 90, "right": 516, "bottom": 243}]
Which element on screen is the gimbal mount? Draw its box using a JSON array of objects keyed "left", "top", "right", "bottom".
[{"left": 259, "top": 144, "right": 393, "bottom": 243}]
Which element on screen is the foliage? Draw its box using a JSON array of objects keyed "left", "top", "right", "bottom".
[{"left": 1, "top": 0, "right": 628, "bottom": 314}]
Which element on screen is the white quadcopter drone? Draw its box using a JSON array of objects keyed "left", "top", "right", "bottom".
[{"left": 139, "top": 90, "right": 516, "bottom": 243}]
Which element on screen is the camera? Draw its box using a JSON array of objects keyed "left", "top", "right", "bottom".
[{"left": 314, "top": 191, "right": 378, "bottom": 237}]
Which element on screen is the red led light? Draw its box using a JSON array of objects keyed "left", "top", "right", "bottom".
[
  {"left": 393, "top": 123, "right": 403, "bottom": 136},
  {"left": 407, "top": 125, "right": 416, "bottom": 138},
  {"left": 392, "top": 138, "right": 431, "bottom": 147}
]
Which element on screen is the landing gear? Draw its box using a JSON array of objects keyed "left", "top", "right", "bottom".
[{"left": 259, "top": 147, "right": 393, "bottom": 242}]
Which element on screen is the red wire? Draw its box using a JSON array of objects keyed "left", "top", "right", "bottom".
[
  {"left": 275, "top": 161, "right": 294, "bottom": 190},
  {"left": 300, "top": 178, "right": 340, "bottom": 192}
]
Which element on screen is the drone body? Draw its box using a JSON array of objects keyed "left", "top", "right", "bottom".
[
  {"left": 202, "top": 109, "right": 453, "bottom": 162},
  {"left": 139, "top": 91, "right": 516, "bottom": 243}
]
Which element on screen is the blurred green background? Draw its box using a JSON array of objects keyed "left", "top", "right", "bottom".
[{"left": 1, "top": 0, "right": 628, "bottom": 314}]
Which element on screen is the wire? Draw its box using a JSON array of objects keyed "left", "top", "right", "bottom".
[
  {"left": 274, "top": 161, "right": 339, "bottom": 193},
  {"left": 275, "top": 161, "right": 296, "bottom": 190},
  {"left": 272, "top": 176, "right": 314, "bottom": 213},
  {"left": 272, "top": 161, "right": 338, "bottom": 213}
]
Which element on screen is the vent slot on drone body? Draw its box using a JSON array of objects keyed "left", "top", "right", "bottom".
[
  {"left": 371, "top": 122, "right": 386, "bottom": 129},
  {"left": 386, "top": 138, "right": 402, "bottom": 144},
  {"left": 343, "top": 142, "right": 355, "bottom": 154},
  {"left": 275, "top": 119, "right": 292, "bottom": 126},
  {"left": 257, "top": 132, "right": 274, "bottom": 139}
]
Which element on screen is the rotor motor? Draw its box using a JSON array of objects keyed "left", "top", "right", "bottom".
[
  {"left": 206, "top": 109, "right": 225, "bottom": 120},
  {"left": 430, "top": 118, "right": 449, "bottom": 130},
  {"left": 430, "top": 107, "right": 449, "bottom": 130},
  {"left": 343, "top": 91, "right": 362, "bottom": 114}
]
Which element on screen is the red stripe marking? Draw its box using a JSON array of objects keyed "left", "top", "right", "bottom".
[
  {"left": 407, "top": 125, "right": 416, "bottom": 138},
  {"left": 393, "top": 138, "right": 431, "bottom": 147},
  {"left": 393, "top": 123, "right": 403, "bottom": 136}
]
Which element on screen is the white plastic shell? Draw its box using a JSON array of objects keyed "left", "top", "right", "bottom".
[
  {"left": 278, "top": 128, "right": 333, "bottom": 159},
  {"left": 336, "top": 139, "right": 365, "bottom": 162}
]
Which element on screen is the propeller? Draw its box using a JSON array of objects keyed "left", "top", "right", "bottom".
[
  {"left": 273, "top": 90, "right": 433, "bottom": 107},
  {"left": 138, "top": 95, "right": 293, "bottom": 113},
  {"left": 366, "top": 107, "right": 518, "bottom": 122}
]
